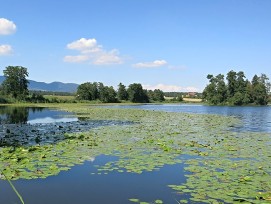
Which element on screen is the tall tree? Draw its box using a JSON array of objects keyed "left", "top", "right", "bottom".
[
  {"left": 76, "top": 82, "right": 98, "bottom": 100},
  {"left": 99, "top": 85, "right": 117, "bottom": 103},
  {"left": 251, "top": 74, "right": 270, "bottom": 105},
  {"left": 2, "top": 66, "right": 29, "bottom": 99},
  {"left": 203, "top": 70, "right": 270, "bottom": 106},
  {"left": 226, "top": 70, "right": 237, "bottom": 99},
  {"left": 127, "top": 83, "right": 149, "bottom": 103},
  {"left": 202, "top": 74, "right": 227, "bottom": 105},
  {"left": 117, "top": 83, "right": 128, "bottom": 101},
  {"left": 229, "top": 71, "right": 247, "bottom": 105}
]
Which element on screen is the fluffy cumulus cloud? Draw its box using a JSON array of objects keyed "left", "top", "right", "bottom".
[
  {"left": 0, "top": 44, "right": 13, "bottom": 56},
  {"left": 64, "top": 38, "right": 123, "bottom": 65},
  {"left": 0, "top": 18, "right": 16, "bottom": 35},
  {"left": 143, "top": 84, "right": 199, "bottom": 92},
  {"left": 133, "top": 60, "right": 167, "bottom": 68},
  {"left": 67, "top": 38, "right": 98, "bottom": 51}
]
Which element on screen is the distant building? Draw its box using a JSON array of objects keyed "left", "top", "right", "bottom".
[{"left": 185, "top": 92, "right": 197, "bottom": 98}]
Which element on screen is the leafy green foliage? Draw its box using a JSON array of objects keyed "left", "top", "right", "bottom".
[
  {"left": 76, "top": 82, "right": 99, "bottom": 100},
  {"left": 117, "top": 83, "right": 128, "bottom": 101},
  {"left": 147, "top": 89, "right": 165, "bottom": 102},
  {"left": 203, "top": 70, "right": 270, "bottom": 105},
  {"left": 98, "top": 83, "right": 117, "bottom": 103},
  {"left": 202, "top": 74, "right": 227, "bottom": 105},
  {"left": 2, "top": 66, "right": 29, "bottom": 100},
  {"left": 127, "top": 83, "right": 149, "bottom": 103}
]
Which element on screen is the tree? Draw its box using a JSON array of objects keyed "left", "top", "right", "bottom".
[
  {"left": 99, "top": 85, "right": 117, "bottom": 103},
  {"left": 228, "top": 71, "right": 248, "bottom": 105},
  {"left": 251, "top": 74, "right": 270, "bottom": 105},
  {"left": 203, "top": 70, "right": 270, "bottom": 106},
  {"left": 76, "top": 82, "right": 98, "bottom": 100},
  {"left": 202, "top": 74, "right": 227, "bottom": 105},
  {"left": 226, "top": 70, "right": 237, "bottom": 99},
  {"left": 117, "top": 83, "right": 128, "bottom": 101},
  {"left": 2, "top": 66, "right": 29, "bottom": 99},
  {"left": 127, "top": 83, "right": 149, "bottom": 103},
  {"left": 148, "top": 89, "right": 165, "bottom": 102}
]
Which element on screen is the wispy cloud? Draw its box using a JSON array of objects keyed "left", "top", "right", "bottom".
[
  {"left": 0, "top": 44, "right": 13, "bottom": 56},
  {"left": 133, "top": 60, "right": 167, "bottom": 68},
  {"left": 143, "top": 83, "right": 199, "bottom": 92},
  {"left": 64, "top": 38, "right": 123, "bottom": 65},
  {"left": 0, "top": 18, "right": 16, "bottom": 35},
  {"left": 63, "top": 55, "right": 90, "bottom": 63},
  {"left": 167, "top": 65, "right": 187, "bottom": 70}
]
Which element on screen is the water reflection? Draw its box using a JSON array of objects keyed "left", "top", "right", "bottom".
[
  {"left": 0, "top": 106, "right": 33, "bottom": 124},
  {"left": 0, "top": 106, "right": 76, "bottom": 124}
]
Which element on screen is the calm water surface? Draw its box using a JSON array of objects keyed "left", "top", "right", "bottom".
[
  {"left": 106, "top": 104, "right": 271, "bottom": 133},
  {"left": 1, "top": 104, "right": 270, "bottom": 204}
]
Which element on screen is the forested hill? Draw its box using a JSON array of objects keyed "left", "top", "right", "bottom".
[{"left": 0, "top": 76, "right": 78, "bottom": 93}]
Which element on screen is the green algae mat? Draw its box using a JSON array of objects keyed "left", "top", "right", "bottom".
[{"left": 1, "top": 104, "right": 271, "bottom": 203}]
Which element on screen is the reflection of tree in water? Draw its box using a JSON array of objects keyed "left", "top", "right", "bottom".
[{"left": 0, "top": 106, "right": 44, "bottom": 124}]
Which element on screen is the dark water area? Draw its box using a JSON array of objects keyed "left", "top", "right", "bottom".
[
  {"left": 104, "top": 104, "right": 271, "bottom": 133},
  {"left": 2, "top": 155, "right": 186, "bottom": 204},
  {"left": 1, "top": 105, "right": 271, "bottom": 204}
]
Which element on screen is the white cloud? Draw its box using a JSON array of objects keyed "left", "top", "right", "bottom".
[
  {"left": 63, "top": 55, "right": 90, "bottom": 63},
  {"left": 0, "top": 18, "right": 16, "bottom": 35},
  {"left": 133, "top": 60, "right": 167, "bottom": 68},
  {"left": 64, "top": 38, "right": 123, "bottom": 65},
  {"left": 143, "top": 83, "right": 199, "bottom": 92},
  {"left": 184, "top": 86, "right": 199, "bottom": 92},
  {"left": 67, "top": 38, "right": 98, "bottom": 51},
  {"left": 0, "top": 44, "right": 13, "bottom": 55},
  {"left": 94, "top": 49, "right": 123, "bottom": 65}
]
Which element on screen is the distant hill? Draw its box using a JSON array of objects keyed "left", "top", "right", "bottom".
[{"left": 0, "top": 76, "right": 79, "bottom": 93}]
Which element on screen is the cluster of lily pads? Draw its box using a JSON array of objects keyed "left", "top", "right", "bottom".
[{"left": 1, "top": 103, "right": 271, "bottom": 203}]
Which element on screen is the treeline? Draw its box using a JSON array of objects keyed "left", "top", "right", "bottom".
[
  {"left": 76, "top": 82, "right": 165, "bottom": 103},
  {"left": 0, "top": 66, "right": 167, "bottom": 104},
  {"left": 203, "top": 70, "right": 270, "bottom": 105}
]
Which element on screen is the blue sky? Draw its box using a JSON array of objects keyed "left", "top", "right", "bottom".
[{"left": 0, "top": 0, "right": 271, "bottom": 92}]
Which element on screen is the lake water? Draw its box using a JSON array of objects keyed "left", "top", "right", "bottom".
[
  {"left": 0, "top": 106, "right": 78, "bottom": 124},
  {"left": 105, "top": 104, "right": 271, "bottom": 133},
  {"left": 0, "top": 104, "right": 271, "bottom": 204}
]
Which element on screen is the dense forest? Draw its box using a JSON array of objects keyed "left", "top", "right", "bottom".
[
  {"left": 76, "top": 82, "right": 165, "bottom": 103},
  {"left": 203, "top": 70, "right": 270, "bottom": 105}
]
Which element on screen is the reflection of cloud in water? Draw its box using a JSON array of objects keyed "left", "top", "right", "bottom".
[
  {"left": 88, "top": 157, "right": 95, "bottom": 162},
  {"left": 28, "top": 117, "right": 78, "bottom": 124}
]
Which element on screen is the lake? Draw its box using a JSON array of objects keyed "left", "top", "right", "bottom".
[
  {"left": 104, "top": 104, "right": 271, "bottom": 133},
  {"left": 0, "top": 104, "right": 271, "bottom": 204}
]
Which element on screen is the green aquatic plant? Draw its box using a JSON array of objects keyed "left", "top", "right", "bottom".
[{"left": 1, "top": 104, "right": 271, "bottom": 203}]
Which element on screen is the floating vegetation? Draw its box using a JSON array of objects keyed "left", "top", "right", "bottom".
[
  {"left": 129, "top": 198, "right": 163, "bottom": 204},
  {"left": 0, "top": 119, "right": 132, "bottom": 147},
  {"left": 1, "top": 103, "right": 271, "bottom": 203}
]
